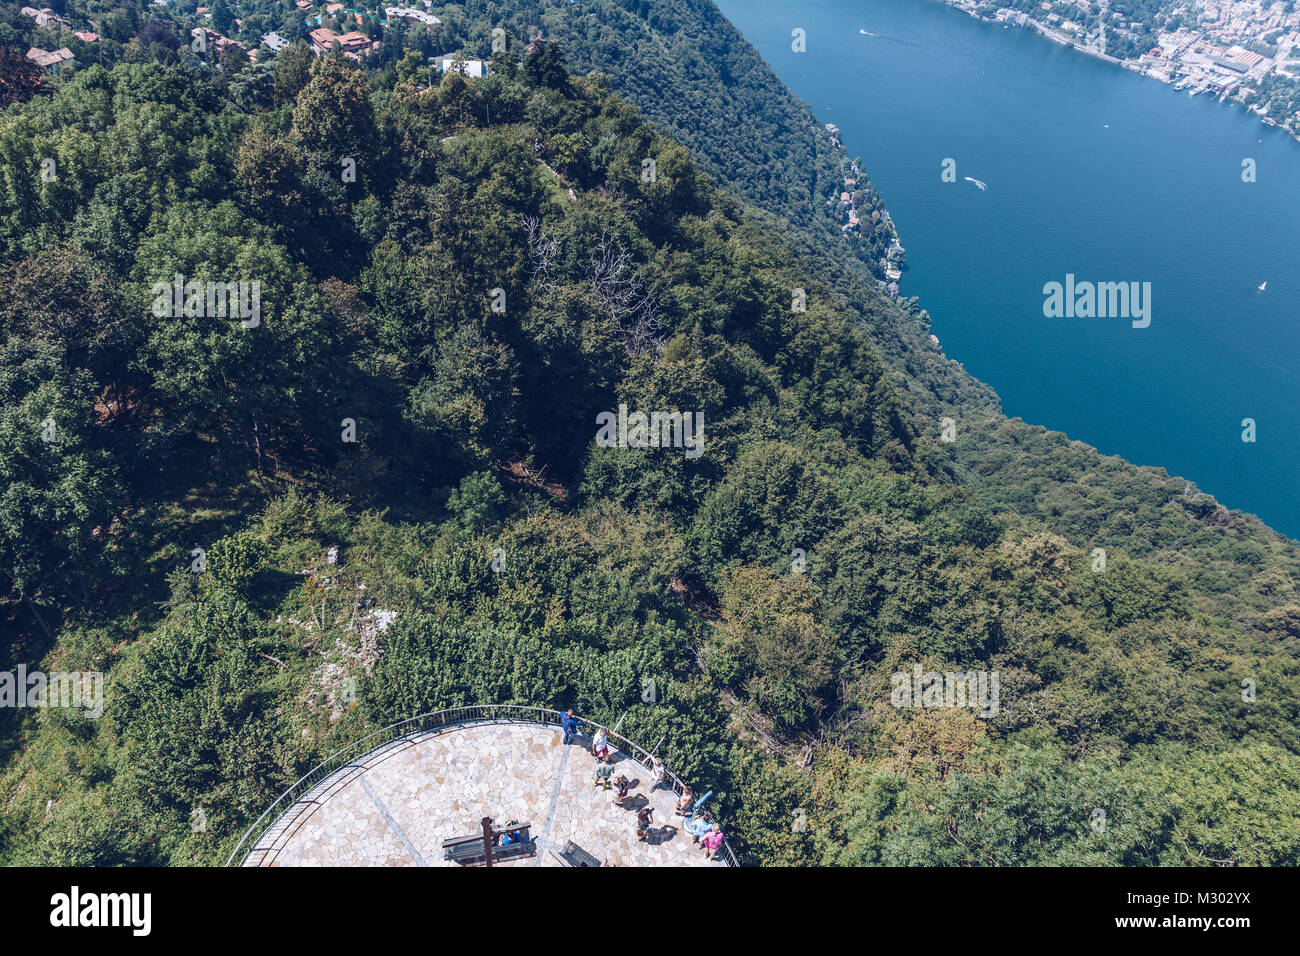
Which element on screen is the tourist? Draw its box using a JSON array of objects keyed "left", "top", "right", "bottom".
[
  {"left": 685, "top": 812, "right": 712, "bottom": 844},
  {"left": 648, "top": 755, "right": 665, "bottom": 791},
  {"left": 591, "top": 726, "right": 610, "bottom": 760},
  {"left": 700, "top": 824, "right": 725, "bottom": 861},
  {"left": 594, "top": 756, "right": 614, "bottom": 790},
  {"left": 499, "top": 820, "right": 522, "bottom": 846},
  {"left": 636, "top": 806, "right": 654, "bottom": 842},
  {"left": 561, "top": 708, "right": 585, "bottom": 746},
  {"left": 613, "top": 774, "right": 630, "bottom": 807},
  {"left": 674, "top": 785, "right": 694, "bottom": 817}
]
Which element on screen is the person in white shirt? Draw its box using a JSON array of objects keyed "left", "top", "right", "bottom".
[{"left": 648, "top": 756, "right": 666, "bottom": 791}]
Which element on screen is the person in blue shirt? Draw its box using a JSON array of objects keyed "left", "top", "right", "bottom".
[
  {"left": 561, "top": 709, "right": 585, "bottom": 746},
  {"left": 686, "top": 812, "right": 713, "bottom": 844}
]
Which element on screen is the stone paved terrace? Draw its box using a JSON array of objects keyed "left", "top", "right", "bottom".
[{"left": 241, "top": 722, "right": 724, "bottom": 867}]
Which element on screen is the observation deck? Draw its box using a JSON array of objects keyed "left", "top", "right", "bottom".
[{"left": 228, "top": 706, "right": 737, "bottom": 867}]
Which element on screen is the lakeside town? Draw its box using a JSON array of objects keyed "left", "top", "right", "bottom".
[
  {"left": 19, "top": 1, "right": 486, "bottom": 77},
  {"left": 944, "top": 0, "right": 1300, "bottom": 140},
  {"left": 824, "top": 121, "right": 907, "bottom": 294}
]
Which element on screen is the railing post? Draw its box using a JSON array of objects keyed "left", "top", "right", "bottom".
[{"left": 481, "top": 816, "right": 494, "bottom": 868}]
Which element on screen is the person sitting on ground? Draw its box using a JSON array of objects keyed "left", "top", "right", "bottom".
[
  {"left": 700, "top": 824, "right": 725, "bottom": 861},
  {"left": 674, "top": 785, "right": 694, "bottom": 817},
  {"left": 591, "top": 727, "right": 610, "bottom": 761}
]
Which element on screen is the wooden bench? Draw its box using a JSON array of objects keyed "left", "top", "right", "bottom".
[
  {"left": 442, "top": 822, "right": 535, "bottom": 865},
  {"left": 442, "top": 833, "right": 487, "bottom": 865},
  {"left": 550, "top": 840, "right": 602, "bottom": 867}
]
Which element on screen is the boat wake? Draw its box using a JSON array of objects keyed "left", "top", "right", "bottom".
[{"left": 964, "top": 176, "right": 987, "bottom": 191}]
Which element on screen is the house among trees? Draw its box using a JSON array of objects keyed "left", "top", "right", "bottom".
[
  {"left": 20, "top": 7, "right": 62, "bottom": 28},
  {"left": 309, "top": 27, "right": 374, "bottom": 57},
  {"left": 310, "top": 28, "right": 333, "bottom": 53},
  {"left": 25, "top": 47, "right": 74, "bottom": 74}
]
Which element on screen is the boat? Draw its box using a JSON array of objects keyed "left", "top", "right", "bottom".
[
  {"left": 859, "top": 28, "right": 875, "bottom": 36},
  {"left": 1259, "top": 281, "right": 1267, "bottom": 292}
]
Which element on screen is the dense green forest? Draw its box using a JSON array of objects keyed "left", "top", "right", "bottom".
[{"left": 1, "top": 1, "right": 1298, "bottom": 866}]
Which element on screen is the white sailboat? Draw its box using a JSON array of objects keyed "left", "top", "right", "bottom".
[{"left": 1258, "top": 281, "right": 1267, "bottom": 292}]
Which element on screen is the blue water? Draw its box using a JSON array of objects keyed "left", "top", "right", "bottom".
[{"left": 717, "top": 0, "right": 1300, "bottom": 539}]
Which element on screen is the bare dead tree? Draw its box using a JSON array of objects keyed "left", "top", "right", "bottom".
[
  {"left": 588, "top": 231, "right": 665, "bottom": 359},
  {"left": 523, "top": 215, "right": 560, "bottom": 291}
]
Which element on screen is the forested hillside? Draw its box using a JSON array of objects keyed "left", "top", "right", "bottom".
[{"left": 0, "top": 3, "right": 1297, "bottom": 867}]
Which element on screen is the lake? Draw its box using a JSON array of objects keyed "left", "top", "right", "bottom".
[{"left": 717, "top": 0, "right": 1300, "bottom": 539}]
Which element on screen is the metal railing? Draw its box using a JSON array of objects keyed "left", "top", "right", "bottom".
[{"left": 226, "top": 704, "right": 739, "bottom": 867}]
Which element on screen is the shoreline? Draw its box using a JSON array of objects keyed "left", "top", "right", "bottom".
[{"left": 938, "top": 0, "right": 1300, "bottom": 148}]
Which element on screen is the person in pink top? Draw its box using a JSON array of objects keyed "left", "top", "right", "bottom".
[{"left": 700, "top": 824, "right": 725, "bottom": 861}]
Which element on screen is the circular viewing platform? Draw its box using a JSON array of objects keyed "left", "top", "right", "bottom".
[{"left": 230, "top": 707, "right": 735, "bottom": 867}]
